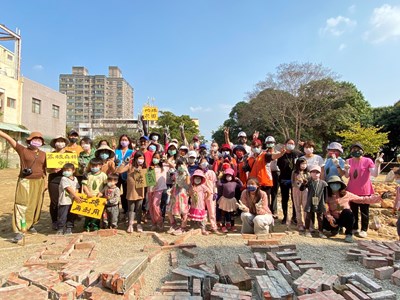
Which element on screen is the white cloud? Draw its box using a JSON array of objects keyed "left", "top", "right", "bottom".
[
  {"left": 189, "top": 106, "right": 211, "bottom": 112},
  {"left": 338, "top": 43, "right": 347, "bottom": 51},
  {"left": 319, "top": 16, "right": 357, "bottom": 36},
  {"left": 348, "top": 5, "right": 356, "bottom": 14},
  {"left": 32, "top": 64, "right": 44, "bottom": 71},
  {"left": 364, "top": 4, "right": 400, "bottom": 43}
]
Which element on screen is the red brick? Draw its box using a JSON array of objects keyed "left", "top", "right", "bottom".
[
  {"left": 342, "top": 290, "right": 359, "bottom": 300},
  {"left": 172, "top": 231, "right": 192, "bottom": 245},
  {"left": 64, "top": 279, "right": 85, "bottom": 297},
  {"left": 75, "top": 241, "right": 96, "bottom": 250},
  {"left": 83, "top": 272, "right": 100, "bottom": 287},
  {"left": 49, "top": 281, "right": 76, "bottom": 300},
  {"left": 61, "top": 260, "right": 94, "bottom": 283},
  {"left": 361, "top": 257, "right": 388, "bottom": 269},
  {"left": 247, "top": 239, "right": 280, "bottom": 246},
  {"left": 374, "top": 266, "right": 394, "bottom": 280},
  {"left": 265, "top": 260, "right": 275, "bottom": 270},
  {"left": 19, "top": 265, "right": 62, "bottom": 291},
  {"left": 148, "top": 249, "right": 162, "bottom": 263},
  {"left": 97, "top": 229, "right": 118, "bottom": 237},
  {"left": 266, "top": 252, "right": 281, "bottom": 267},
  {"left": 5, "top": 272, "right": 30, "bottom": 287},
  {"left": 391, "top": 269, "right": 400, "bottom": 286},
  {"left": 0, "top": 284, "right": 48, "bottom": 299},
  {"left": 253, "top": 252, "right": 266, "bottom": 268},
  {"left": 237, "top": 254, "right": 251, "bottom": 267},
  {"left": 151, "top": 233, "right": 169, "bottom": 246},
  {"left": 345, "top": 284, "right": 370, "bottom": 300},
  {"left": 182, "top": 248, "right": 197, "bottom": 258}
]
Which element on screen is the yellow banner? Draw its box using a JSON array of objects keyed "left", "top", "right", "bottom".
[
  {"left": 142, "top": 106, "right": 158, "bottom": 121},
  {"left": 70, "top": 193, "right": 106, "bottom": 219},
  {"left": 46, "top": 153, "right": 79, "bottom": 168}
]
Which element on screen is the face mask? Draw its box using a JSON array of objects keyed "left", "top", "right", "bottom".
[
  {"left": 30, "top": 140, "right": 43, "bottom": 147},
  {"left": 100, "top": 153, "right": 109, "bottom": 160},
  {"left": 328, "top": 151, "right": 339, "bottom": 158},
  {"left": 120, "top": 141, "right": 130, "bottom": 148},
  {"left": 193, "top": 142, "right": 199, "bottom": 148},
  {"left": 137, "top": 159, "right": 145, "bottom": 165},
  {"left": 252, "top": 147, "right": 261, "bottom": 154},
  {"left": 152, "top": 136, "right": 159, "bottom": 141},
  {"left": 82, "top": 144, "right": 90, "bottom": 151},
  {"left": 152, "top": 158, "right": 160, "bottom": 165},
  {"left": 149, "top": 145, "right": 157, "bottom": 152},
  {"left": 266, "top": 143, "right": 274, "bottom": 148},
  {"left": 212, "top": 146, "right": 218, "bottom": 151},
  {"left": 107, "top": 182, "right": 115, "bottom": 188},
  {"left": 304, "top": 147, "right": 313, "bottom": 155},
  {"left": 223, "top": 151, "right": 230, "bottom": 157},
  {"left": 238, "top": 138, "right": 246, "bottom": 145},
  {"left": 55, "top": 142, "right": 65, "bottom": 149},
  {"left": 200, "top": 162, "right": 208, "bottom": 169},
  {"left": 330, "top": 183, "right": 342, "bottom": 192},
  {"left": 168, "top": 149, "right": 177, "bottom": 155},
  {"left": 286, "top": 144, "right": 295, "bottom": 151},
  {"left": 300, "top": 163, "right": 307, "bottom": 170},
  {"left": 351, "top": 151, "right": 362, "bottom": 158},
  {"left": 194, "top": 178, "right": 202, "bottom": 185},
  {"left": 91, "top": 167, "right": 100, "bottom": 173},
  {"left": 247, "top": 185, "right": 257, "bottom": 192},
  {"left": 63, "top": 171, "right": 72, "bottom": 177},
  {"left": 226, "top": 175, "right": 233, "bottom": 182},
  {"left": 69, "top": 137, "right": 78, "bottom": 144},
  {"left": 178, "top": 166, "right": 186, "bottom": 172},
  {"left": 236, "top": 151, "right": 244, "bottom": 159}
]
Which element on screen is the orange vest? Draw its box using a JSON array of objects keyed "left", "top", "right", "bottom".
[{"left": 248, "top": 152, "right": 272, "bottom": 187}]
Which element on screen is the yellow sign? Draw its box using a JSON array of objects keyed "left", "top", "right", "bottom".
[
  {"left": 142, "top": 106, "right": 158, "bottom": 121},
  {"left": 70, "top": 193, "right": 106, "bottom": 219},
  {"left": 46, "top": 153, "right": 79, "bottom": 168}
]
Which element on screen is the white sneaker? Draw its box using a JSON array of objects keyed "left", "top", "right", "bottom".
[{"left": 358, "top": 231, "right": 367, "bottom": 238}]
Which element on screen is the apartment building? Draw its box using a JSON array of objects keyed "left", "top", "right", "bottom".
[{"left": 59, "top": 66, "right": 134, "bottom": 129}]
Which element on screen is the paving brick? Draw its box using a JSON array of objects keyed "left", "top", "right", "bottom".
[
  {"left": 187, "top": 261, "right": 206, "bottom": 269},
  {"left": 5, "top": 272, "right": 30, "bottom": 287},
  {"left": 345, "top": 284, "right": 370, "bottom": 300},
  {"left": 391, "top": 269, "right": 400, "bottom": 286},
  {"left": 215, "top": 262, "right": 251, "bottom": 290},
  {"left": 160, "top": 284, "right": 189, "bottom": 293},
  {"left": 374, "top": 266, "right": 394, "bottom": 280},
  {"left": 49, "top": 281, "right": 76, "bottom": 300},
  {"left": 298, "top": 264, "right": 323, "bottom": 273},
  {"left": 286, "top": 261, "right": 301, "bottom": 279},
  {"left": 172, "top": 266, "right": 219, "bottom": 285},
  {"left": 297, "top": 290, "right": 346, "bottom": 299},
  {"left": 97, "top": 229, "right": 118, "bottom": 237},
  {"left": 346, "top": 252, "right": 366, "bottom": 261},
  {"left": 182, "top": 248, "right": 197, "bottom": 258},
  {"left": 255, "top": 273, "right": 294, "bottom": 299},
  {"left": 253, "top": 252, "right": 266, "bottom": 268},
  {"left": 169, "top": 252, "right": 178, "bottom": 268},
  {"left": 266, "top": 252, "right": 281, "bottom": 267},
  {"left": 367, "top": 290, "right": 396, "bottom": 300},
  {"left": 347, "top": 279, "right": 372, "bottom": 294},
  {"left": 192, "top": 278, "right": 201, "bottom": 296},
  {"left": 247, "top": 239, "right": 280, "bottom": 246},
  {"left": 101, "top": 257, "right": 148, "bottom": 294},
  {"left": 202, "top": 277, "right": 212, "bottom": 300},
  {"left": 152, "top": 233, "right": 169, "bottom": 246},
  {"left": 249, "top": 258, "right": 258, "bottom": 268},
  {"left": 198, "top": 264, "right": 214, "bottom": 274},
  {"left": 321, "top": 274, "right": 339, "bottom": 291},
  {"left": 342, "top": 290, "right": 360, "bottom": 300},
  {"left": 353, "top": 273, "right": 382, "bottom": 292},
  {"left": 172, "top": 231, "right": 193, "bottom": 245},
  {"left": 83, "top": 272, "right": 100, "bottom": 287},
  {"left": 361, "top": 257, "right": 388, "bottom": 269},
  {"left": 61, "top": 260, "right": 95, "bottom": 283},
  {"left": 244, "top": 267, "right": 267, "bottom": 278},
  {"left": 0, "top": 284, "right": 48, "bottom": 299},
  {"left": 241, "top": 233, "right": 257, "bottom": 239},
  {"left": 75, "top": 241, "right": 96, "bottom": 250},
  {"left": 237, "top": 254, "right": 251, "bottom": 267},
  {"left": 148, "top": 249, "right": 163, "bottom": 263},
  {"left": 265, "top": 260, "right": 275, "bottom": 270},
  {"left": 19, "top": 265, "right": 62, "bottom": 291},
  {"left": 277, "top": 263, "right": 292, "bottom": 284},
  {"left": 333, "top": 284, "right": 350, "bottom": 295},
  {"left": 64, "top": 279, "right": 85, "bottom": 298},
  {"left": 250, "top": 245, "right": 280, "bottom": 253}
]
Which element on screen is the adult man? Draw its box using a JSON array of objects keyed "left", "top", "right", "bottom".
[{"left": 65, "top": 130, "right": 83, "bottom": 155}]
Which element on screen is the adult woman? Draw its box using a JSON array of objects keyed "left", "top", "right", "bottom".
[
  {"left": 301, "top": 140, "right": 324, "bottom": 172},
  {"left": 277, "top": 138, "right": 301, "bottom": 224},
  {"left": 344, "top": 143, "right": 383, "bottom": 238},
  {"left": 114, "top": 135, "right": 134, "bottom": 217},
  {"left": 0, "top": 130, "right": 47, "bottom": 243},
  {"left": 324, "top": 175, "right": 382, "bottom": 243},
  {"left": 47, "top": 135, "right": 71, "bottom": 230},
  {"left": 238, "top": 177, "right": 274, "bottom": 234}
]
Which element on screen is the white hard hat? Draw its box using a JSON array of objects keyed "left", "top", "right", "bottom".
[
  {"left": 265, "top": 136, "right": 276, "bottom": 143},
  {"left": 237, "top": 131, "right": 247, "bottom": 138},
  {"left": 188, "top": 150, "right": 197, "bottom": 158}
]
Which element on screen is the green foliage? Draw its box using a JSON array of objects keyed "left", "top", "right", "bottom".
[
  {"left": 336, "top": 122, "right": 389, "bottom": 155},
  {"left": 373, "top": 103, "right": 400, "bottom": 159},
  {"left": 0, "top": 157, "right": 8, "bottom": 169},
  {"left": 152, "top": 111, "right": 200, "bottom": 143}
]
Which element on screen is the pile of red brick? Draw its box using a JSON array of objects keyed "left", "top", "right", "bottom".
[
  {"left": 0, "top": 230, "right": 148, "bottom": 299},
  {"left": 346, "top": 240, "right": 400, "bottom": 287}
]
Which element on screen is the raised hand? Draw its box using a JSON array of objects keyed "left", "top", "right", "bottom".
[
  {"left": 331, "top": 154, "right": 339, "bottom": 166},
  {"left": 375, "top": 153, "right": 384, "bottom": 164}
]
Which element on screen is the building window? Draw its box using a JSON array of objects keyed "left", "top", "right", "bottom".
[
  {"left": 7, "top": 97, "right": 16, "bottom": 109},
  {"left": 32, "top": 98, "right": 41, "bottom": 114},
  {"left": 52, "top": 105, "right": 60, "bottom": 118}
]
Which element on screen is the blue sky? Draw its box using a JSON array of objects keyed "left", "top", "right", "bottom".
[{"left": 2, "top": 1, "right": 400, "bottom": 140}]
